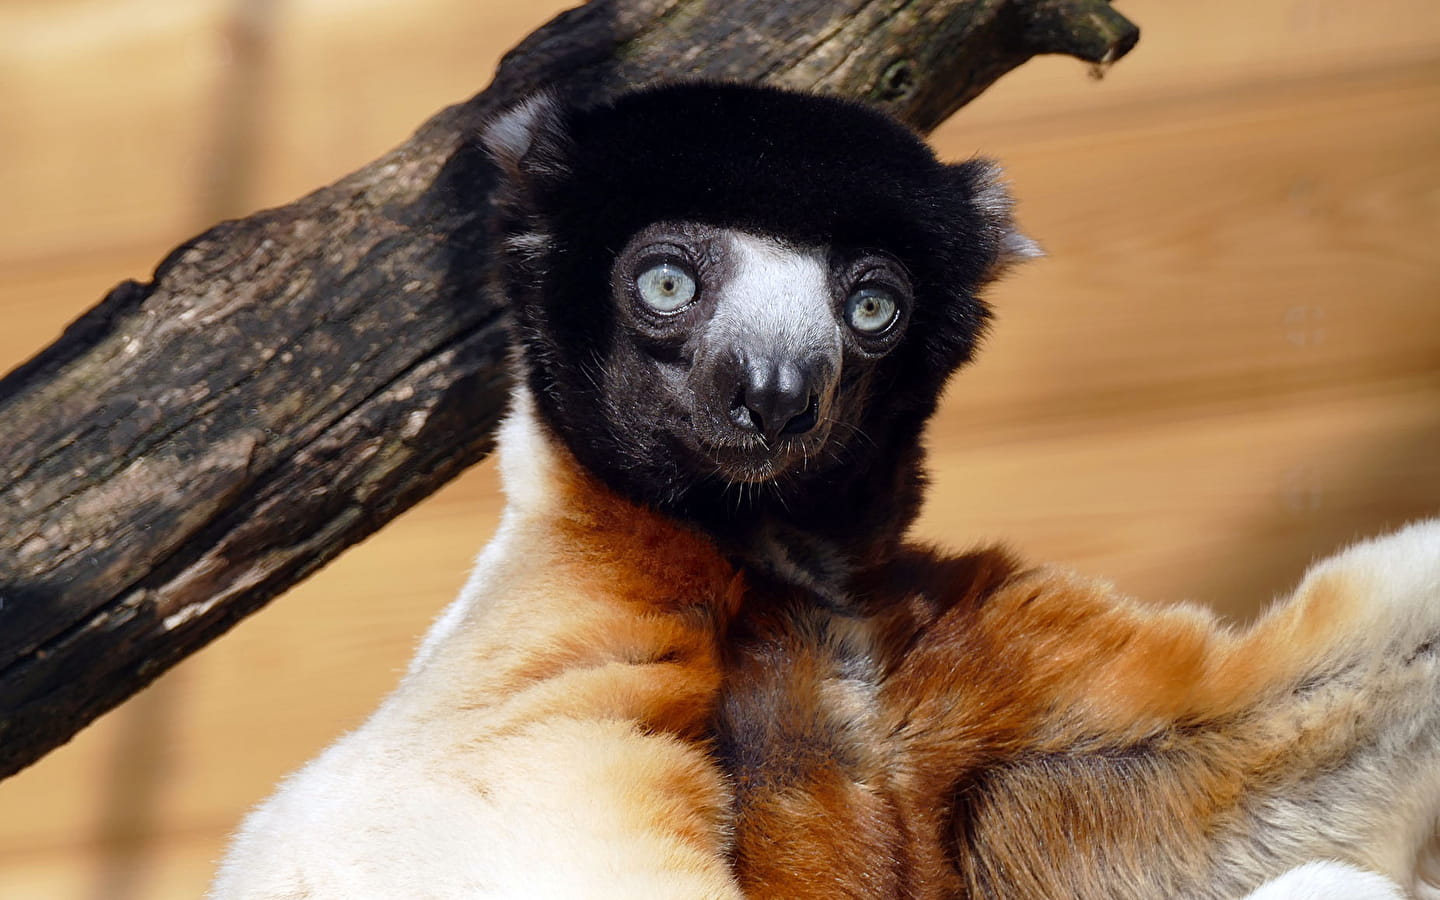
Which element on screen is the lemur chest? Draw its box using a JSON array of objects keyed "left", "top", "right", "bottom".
[
  {"left": 713, "top": 583, "right": 937, "bottom": 897},
  {"left": 716, "top": 602, "right": 885, "bottom": 785}
]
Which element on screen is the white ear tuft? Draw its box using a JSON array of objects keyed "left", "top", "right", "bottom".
[
  {"left": 967, "top": 159, "right": 1044, "bottom": 274},
  {"left": 481, "top": 91, "right": 567, "bottom": 178},
  {"left": 999, "top": 228, "right": 1045, "bottom": 265}
]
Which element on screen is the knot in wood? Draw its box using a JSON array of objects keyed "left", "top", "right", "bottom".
[{"left": 876, "top": 59, "right": 917, "bottom": 103}]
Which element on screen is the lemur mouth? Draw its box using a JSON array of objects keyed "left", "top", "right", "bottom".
[{"left": 698, "top": 423, "right": 833, "bottom": 486}]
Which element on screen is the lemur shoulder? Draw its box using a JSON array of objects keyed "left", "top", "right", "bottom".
[{"left": 210, "top": 83, "right": 1438, "bottom": 899}]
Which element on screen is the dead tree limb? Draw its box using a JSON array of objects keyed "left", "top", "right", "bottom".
[{"left": 0, "top": 0, "right": 1138, "bottom": 780}]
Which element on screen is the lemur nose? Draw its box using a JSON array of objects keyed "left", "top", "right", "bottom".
[{"left": 731, "top": 354, "right": 820, "bottom": 443}]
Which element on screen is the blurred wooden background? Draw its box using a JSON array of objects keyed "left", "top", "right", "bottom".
[{"left": 1, "top": 0, "right": 1437, "bottom": 896}]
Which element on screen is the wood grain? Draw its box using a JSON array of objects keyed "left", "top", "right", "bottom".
[{"left": 0, "top": 0, "right": 1437, "bottom": 896}]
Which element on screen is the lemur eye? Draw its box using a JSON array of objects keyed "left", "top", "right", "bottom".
[
  {"left": 636, "top": 263, "right": 697, "bottom": 313},
  {"left": 845, "top": 286, "right": 899, "bottom": 334}
]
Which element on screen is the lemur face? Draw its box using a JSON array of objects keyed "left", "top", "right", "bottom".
[
  {"left": 484, "top": 83, "right": 1034, "bottom": 546},
  {"left": 609, "top": 221, "right": 910, "bottom": 485}
]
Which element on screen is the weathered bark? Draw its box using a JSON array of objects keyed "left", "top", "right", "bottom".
[{"left": 0, "top": 0, "right": 1137, "bottom": 780}]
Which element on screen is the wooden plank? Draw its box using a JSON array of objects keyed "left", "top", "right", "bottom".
[
  {"left": 957, "top": 0, "right": 1440, "bottom": 127},
  {"left": 919, "top": 381, "right": 1440, "bottom": 622},
  {"left": 242, "top": 0, "right": 579, "bottom": 205},
  {"left": 934, "top": 61, "right": 1440, "bottom": 437},
  {"left": 0, "top": 828, "right": 228, "bottom": 900},
  {"left": 0, "top": 0, "right": 231, "bottom": 267},
  {"left": 0, "top": 0, "right": 577, "bottom": 268}
]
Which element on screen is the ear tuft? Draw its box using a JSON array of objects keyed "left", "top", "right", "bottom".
[
  {"left": 481, "top": 91, "right": 571, "bottom": 182},
  {"left": 960, "top": 158, "right": 1043, "bottom": 277}
]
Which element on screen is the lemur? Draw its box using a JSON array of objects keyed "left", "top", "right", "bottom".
[{"left": 209, "top": 83, "right": 1438, "bottom": 899}]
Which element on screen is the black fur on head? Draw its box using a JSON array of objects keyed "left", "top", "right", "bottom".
[{"left": 483, "top": 82, "right": 1035, "bottom": 562}]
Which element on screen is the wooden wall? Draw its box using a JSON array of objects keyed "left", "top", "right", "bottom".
[{"left": 1, "top": 1, "right": 1437, "bottom": 896}]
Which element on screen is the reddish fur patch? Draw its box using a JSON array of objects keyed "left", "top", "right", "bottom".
[
  {"left": 487, "top": 451, "right": 745, "bottom": 734},
  {"left": 725, "top": 543, "right": 1402, "bottom": 898}
]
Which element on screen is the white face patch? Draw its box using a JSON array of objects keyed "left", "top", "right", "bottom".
[{"left": 709, "top": 232, "right": 839, "bottom": 355}]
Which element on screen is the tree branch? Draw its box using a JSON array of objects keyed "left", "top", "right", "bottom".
[{"left": 0, "top": 0, "right": 1137, "bottom": 780}]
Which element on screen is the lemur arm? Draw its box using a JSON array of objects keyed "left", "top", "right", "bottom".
[{"left": 881, "top": 520, "right": 1439, "bottom": 898}]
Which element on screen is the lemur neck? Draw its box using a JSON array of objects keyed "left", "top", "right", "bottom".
[
  {"left": 719, "top": 445, "right": 928, "bottom": 598},
  {"left": 495, "top": 386, "right": 679, "bottom": 535},
  {"left": 696, "top": 460, "right": 927, "bottom": 610},
  {"left": 509, "top": 382, "right": 924, "bottom": 605}
]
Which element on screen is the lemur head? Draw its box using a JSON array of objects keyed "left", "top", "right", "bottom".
[{"left": 484, "top": 82, "right": 1034, "bottom": 561}]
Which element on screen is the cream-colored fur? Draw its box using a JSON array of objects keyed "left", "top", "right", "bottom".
[
  {"left": 209, "top": 392, "right": 745, "bottom": 900},
  {"left": 1241, "top": 862, "right": 1405, "bottom": 900}
]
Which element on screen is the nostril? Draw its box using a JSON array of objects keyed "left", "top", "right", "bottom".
[
  {"left": 748, "top": 406, "right": 767, "bottom": 436},
  {"left": 779, "top": 394, "right": 819, "bottom": 437},
  {"left": 729, "top": 386, "right": 754, "bottom": 430},
  {"left": 728, "top": 355, "right": 824, "bottom": 442}
]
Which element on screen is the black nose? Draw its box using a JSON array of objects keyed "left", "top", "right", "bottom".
[{"left": 730, "top": 353, "right": 821, "bottom": 443}]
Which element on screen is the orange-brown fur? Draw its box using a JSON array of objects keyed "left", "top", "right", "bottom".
[
  {"left": 500, "top": 461, "right": 743, "bottom": 740},
  {"left": 719, "top": 539, "right": 1436, "bottom": 899},
  {"left": 434, "top": 435, "right": 748, "bottom": 870}
]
